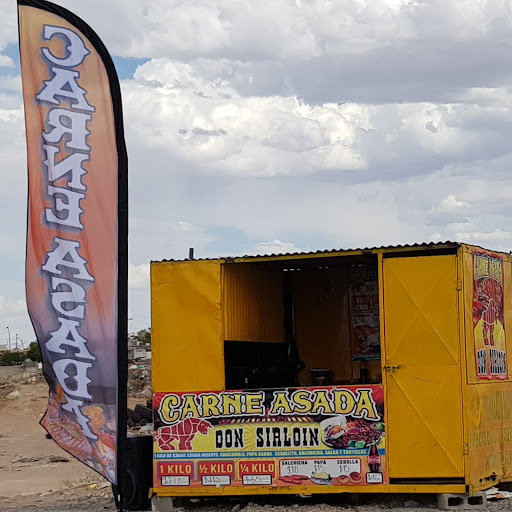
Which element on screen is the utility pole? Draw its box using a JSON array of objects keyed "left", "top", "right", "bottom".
[
  {"left": 15, "top": 334, "right": 19, "bottom": 350},
  {"left": 6, "top": 326, "right": 10, "bottom": 351}
]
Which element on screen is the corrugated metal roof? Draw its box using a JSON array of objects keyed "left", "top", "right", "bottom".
[{"left": 151, "top": 241, "right": 461, "bottom": 263}]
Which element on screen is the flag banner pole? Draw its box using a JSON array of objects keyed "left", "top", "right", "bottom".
[{"left": 17, "top": 0, "right": 128, "bottom": 501}]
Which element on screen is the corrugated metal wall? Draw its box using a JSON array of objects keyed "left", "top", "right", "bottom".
[{"left": 223, "top": 264, "right": 285, "bottom": 342}]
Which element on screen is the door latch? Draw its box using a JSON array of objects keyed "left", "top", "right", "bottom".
[{"left": 384, "top": 365, "right": 400, "bottom": 373}]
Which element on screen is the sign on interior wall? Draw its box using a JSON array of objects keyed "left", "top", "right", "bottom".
[{"left": 349, "top": 268, "right": 381, "bottom": 361}]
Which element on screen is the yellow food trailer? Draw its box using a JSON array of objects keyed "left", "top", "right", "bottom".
[{"left": 150, "top": 242, "right": 512, "bottom": 502}]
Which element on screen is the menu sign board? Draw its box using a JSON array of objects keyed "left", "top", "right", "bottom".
[
  {"left": 349, "top": 268, "right": 381, "bottom": 360},
  {"left": 473, "top": 250, "right": 508, "bottom": 380},
  {"left": 153, "top": 386, "right": 386, "bottom": 489}
]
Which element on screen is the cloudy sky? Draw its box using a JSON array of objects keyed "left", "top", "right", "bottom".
[{"left": 1, "top": 0, "right": 512, "bottom": 345}]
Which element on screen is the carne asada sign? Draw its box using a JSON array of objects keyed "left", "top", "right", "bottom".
[{"left": 153, "top": 386, "right": 386, "bottom": 489}]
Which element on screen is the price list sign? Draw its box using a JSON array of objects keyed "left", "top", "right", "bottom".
[{"left": 153, "top": 386, "right": 386, "bottom": 490}]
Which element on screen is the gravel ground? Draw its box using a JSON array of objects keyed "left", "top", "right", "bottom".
[
  {"left": 8, "top": 493, "right": 512, "bottom": 512},
  {"left": 4, "top": 380, "right": 512, "bottom": 512}
]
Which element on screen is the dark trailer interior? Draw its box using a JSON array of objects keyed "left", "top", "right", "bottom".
[{"left": 222, "top": 253, "right": 382, "bottom": 391}]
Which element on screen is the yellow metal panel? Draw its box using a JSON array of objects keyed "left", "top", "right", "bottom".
[
  {"left": 223, "top": 264, "right": 284, "bottom": 342},
  {"left": 385, "top": 256, "right": 460, "bottom": 366},
  {"left": 377, "top": 252, "right": 391, "bottom": 472},
  {"left": 463, "top": 247, "right": 477, "bottom": 383},
  {"left": 383, "top": 255, "right": 464, "bottom": 478},
  {"left": 457, "top": 246, "right": 470, "bottom": 488},
  {"left": 153, "top": 482, "right": 467, "bottom": 497},
  {"left": 387, "top": 366, "right": 464, "bottom": 477},
  {"left": 466, "top": 382, "right": 512, "bottom": 492},
  {"left": 151, "top": 261, "right": 224, "bottom": 392},
  {"left": 461, "top": 245, "right": 512, "bottom": 491}
]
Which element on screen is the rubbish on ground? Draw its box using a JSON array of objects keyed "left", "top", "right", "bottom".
[{"left": 486, "top": 487, "right": 512, "bottom": 500}]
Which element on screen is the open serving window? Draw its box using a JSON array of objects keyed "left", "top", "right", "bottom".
[{"left": 222, "top": 255, "right": 382, "bottom": 391}]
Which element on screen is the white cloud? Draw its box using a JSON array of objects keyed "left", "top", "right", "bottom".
[
  {"left": 0, "top": 296, "right": 33, "bottom": 347},
  {"left": 0, "top": 55, "right": 14, "bottom": 68},
  {"left": 0, "top": 76, "right": 22, "bottom": 95},
  {"left": 431, "top": 195, "right": 470, "bottom": 215},
  {"left": 3, "top": 0, "right": 512, "bottom": 339},
  {"left": 0, "top": 1, "right": 17, "bottom": 51},
  {"left": 129, "top": 263, "right": 150, "bottom": 290},
  {"left": 123, "top": 59, "right": 512, "bottom": 182},
  {"left": 249, "top": 239, "right": 302, "bottom": 256},
  {"left": 124, "top": 60, "right": 366, "bottom": 177},
  {"left": 426, "top": 194, "right": 471, "bottom": 225},
  {"left": 52, "top": 0, "right": 414, "bottom": 60},
  {"left": 130, "top": 220, "right": 216, "bottom": 263},
  {"left": 0, "top": 295, "right": 27, "bottom": 316},
  {"left": 448, "top": 227, "right": 512, "bottom": 253},
  {"left": 51, "top": 0, "right": 512, "bottom": 65}
]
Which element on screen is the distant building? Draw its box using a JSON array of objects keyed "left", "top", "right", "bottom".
[{"left": 128, "top": 342, "right": 152, "bottom": 361}]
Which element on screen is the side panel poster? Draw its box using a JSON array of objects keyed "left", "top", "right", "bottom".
[
  {"left": 468, "top": 383, "right": 512, "bottom": 490},
  {"left": 153, "top": 386, "right": 386, "bottom": 489},
  {"left": 349, "top": 268, "right": 380, "bottom": 360},
  {"left": 473, "top": 250, "right": 508, "bottom": 380},
  {"left": 18, "top": 0, "right": 128, "bottom": 484}
]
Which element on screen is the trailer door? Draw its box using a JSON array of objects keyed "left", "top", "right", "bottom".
[{"left": 382, "top": 254, "right": 464, "bottom": 480}]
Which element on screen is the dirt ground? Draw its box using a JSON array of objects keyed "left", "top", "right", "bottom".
[
  {"left": 2, "top": 381, "right": 512, "bottom": 511},
  {"left": 0, "top": 380, "right": 116, "bottom": 510}
]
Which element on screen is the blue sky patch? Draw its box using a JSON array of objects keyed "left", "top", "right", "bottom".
[
  {"left": 1, "top": 42, "right": 146, "bottom": 81},
  {"left": 111, "top": 56, "right": 148, "bottom": 80}
]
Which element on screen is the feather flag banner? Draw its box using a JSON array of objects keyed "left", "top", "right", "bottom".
[{"left": 18, "top": 0, "right": 128, "bottom": 485}]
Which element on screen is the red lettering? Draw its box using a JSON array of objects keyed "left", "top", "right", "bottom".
[
  {"left": 239, "top": 460, "right": 276, "bottom": 476},
  {"left": 199, "top": 461, "right": 235, "bottom": 477},
  {"left": 158, "top": 463, "right": 193, "bottom": 477}
]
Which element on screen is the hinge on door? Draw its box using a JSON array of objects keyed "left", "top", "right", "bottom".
[
  {"left": 456, "top": 279, "right": 463, "bottom": 291},
  {"left": 463, "top": 443, "right": 469, "bottom": 455},
  {"left": 384, "top": 365, "right": 400, "bottom": 373}
]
